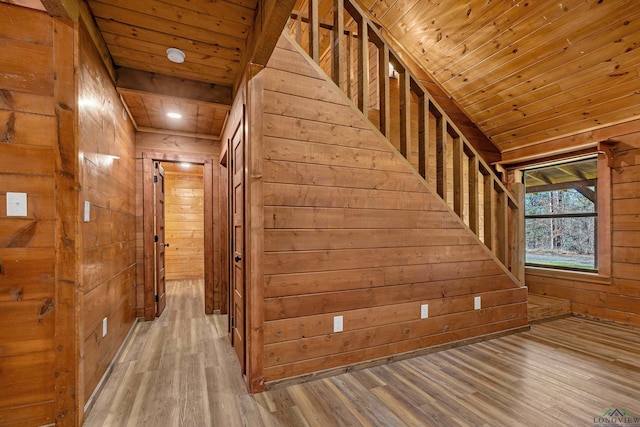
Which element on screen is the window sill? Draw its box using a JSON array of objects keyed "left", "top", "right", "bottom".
[{"left": 525, "top": 266, "right": 612, "bottom": 285}]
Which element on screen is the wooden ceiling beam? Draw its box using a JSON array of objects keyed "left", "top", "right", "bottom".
[
  {"left": 236, "top": 0, "right": 296, "bottom": 90},
  {"left": 116, "top": 67, "right": 233, "bottom": 106}
]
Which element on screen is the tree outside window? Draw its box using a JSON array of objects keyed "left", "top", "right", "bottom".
[{"left": 524, "top": 157, "right": 597, "bottom": 271}]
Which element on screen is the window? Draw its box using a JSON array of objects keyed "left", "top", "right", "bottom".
[{"left": 524, "top": 157, "right": 598, "bottom": 271}]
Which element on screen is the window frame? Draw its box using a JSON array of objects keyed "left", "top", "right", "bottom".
[
  {"left": 523, "top": 157, "right": 599, "bottom": 272},
  {"left": 508, "top": 147, "right": 612, "bottom": 282}
]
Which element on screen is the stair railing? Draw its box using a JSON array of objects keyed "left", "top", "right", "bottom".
[{"left": 288, "top": 0, "right": 523, "bottom": 283}]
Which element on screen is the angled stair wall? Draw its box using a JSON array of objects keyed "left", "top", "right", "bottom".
[{"left": 256, "top": 33, "right": 528, "bottom": 384}]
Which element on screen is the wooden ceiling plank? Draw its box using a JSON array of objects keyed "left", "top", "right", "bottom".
[
  {"left": 500, "top": 119, "right": 640, "bottom": 164},
  {"left": 492, "top": 90, "right": 640, "bottom": 147},
  {"left": 475, "top": 56, "right": 640, "bottom": 128},
  {"left": 444, "top": 0, "right": 632, "bottom": 97},
  {"left": 88, "top": 1, "right": 246, "bottom": 50},
  {"left": 101, "top": 32, "right": 240, "bottom": 73},
  {"left": 460, "top": 10, "right": 640, "bottom": 114},
  {"left": 371, "top": 0, "right": 422, "bottom": 34},
  {"left": 91, "top": 0, "right": 250, "bottom": 41},
  {"left": 141, "top": 95, "right": 167, "bottom": 130},
  {"left": 156, "top": 0, "right": 256, "bottom": 26},
  {"left": 195, "top": 104, "right": 215, "bottom": 135},
  {"left": 110, "top": 52, "right": 235, "bottom": 86},
  {"left": 95, "top": 18, "right": 242, "bottom": 61},
  {"left": 120, "top": 92, "right": 151, "bottom": 127},
  {"left": 483, "top": 76, "right": 640, "bottom": 137},
  {"left": 416, "top": 0, "right": 542, "bottom": 78},
  {"left": 497, "top": 102, "right": 640, "bottom": 153},
  {"left": 116, "top": 68, "right": 232, "bottom": 106},
  {"left": 117, "top": 88, "right": 232, "bottom": 112}
]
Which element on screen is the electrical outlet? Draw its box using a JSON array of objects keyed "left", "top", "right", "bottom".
[
  {"left": 102, "top": 317, "right": 108, "bottom": 337},
  {"left": 474, "top": 296, "right": 481, "bottom": 310},
  {"left": 84, "top": 201, "right": 91, "bottom": 222},
  {"left": 333, "top": 315, "right": 343, "bottom": 333},
  {"left": 421, "top": 304, "right": 429, "bottom": 319},
  {"left": 7, "top": 192, "right": 27, "bottom": 217}
]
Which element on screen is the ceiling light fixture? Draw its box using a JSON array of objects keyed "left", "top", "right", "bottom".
[
  {"left": 167, "top": 112, "right": 182, "bottom": 119},
  {"left": 166, "top": 47, "right": 185, "bottom": 64}
]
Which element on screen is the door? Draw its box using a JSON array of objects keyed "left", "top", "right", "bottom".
[
  {"left": 154, "top": 161, "right": 167, "bottom": 317},
  {"left": 230, "top": 123, "right": 245, "bottom": 372}
]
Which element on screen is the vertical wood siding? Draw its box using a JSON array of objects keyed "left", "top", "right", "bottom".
[{"left": 259, "top": 35, "right": 527, "bottom": 382}]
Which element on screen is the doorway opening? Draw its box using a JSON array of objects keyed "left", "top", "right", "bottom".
[{"left": 142, "top": 153, "right": 215, "bottom": 321}]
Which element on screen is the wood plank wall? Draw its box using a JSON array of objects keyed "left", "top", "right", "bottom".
[
  {"left": 77, "top": 21, "right": 137, "bottom": 411},
  {"left": 258, "top": 34, "right": 527, "bottom": 383},
  {"left": 0, "top": 5, "right": 57, "bottom": 425},
  {"left": 527, "top": 121, "right": 640, "bottom": 326},
  {"left": 162, "top": 162, "right": 205, "bottom": 281},
  {"left": 134, "top": 134, "right": 220, "bottom": 314}
]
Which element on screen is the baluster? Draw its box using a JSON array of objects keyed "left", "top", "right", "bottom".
[
  {"left": 496, "top": 188, "right": 508, "bottom": 263},
  {"left": 332, "top": 0, "right": 345, "bottom": 90},
  {"left": 309, "top": 0, "right": 319, "bottom": 63},
  {"left": 378, "top": 46, "right": 390, "bottom": 137},
  {"left": 399, "top": 65, "right": 411, "bottom": 159},
  {"left": 433, "top": 106, "right": 445, "bottom": 201},
  {"left": 452, "top": 132, "right": 463, "bottom": 216},
  {"left": 357, "top": 19, "right": 369, "bottom": 114},
  {"left": 468, "top": 154, "right": 479, "bottom": 234},
  {"left": 483, "top": 169, "right": 493, "bottom": 250},
  {"left": 418, "top": 91, "right": 428, "bottom": 180}
]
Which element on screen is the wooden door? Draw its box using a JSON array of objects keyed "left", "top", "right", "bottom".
[
  {"left": 230, "top": 124, "right": 246, "bottom": 372},
  {"left": 154, "top": 161, "right": 167, "bottom": 317}
]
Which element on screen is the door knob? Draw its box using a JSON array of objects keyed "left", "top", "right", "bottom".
[
  {"left": 235, "top": 255, "right": 242, "bottom": 262},
  {"left": 164, "top": 243, "right": 170, "bottom": 247}
]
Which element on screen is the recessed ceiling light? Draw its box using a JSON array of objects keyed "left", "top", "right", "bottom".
[
  {"left": 166, "top": 47, "right": 185, "bottom": 63},
  {"left": 167, "top": 112, "right": 182, "bottom": 119}
]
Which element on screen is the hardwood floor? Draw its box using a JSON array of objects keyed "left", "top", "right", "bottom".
[{"left": 84, "top": 280, "right": 640, "bottom": 426}]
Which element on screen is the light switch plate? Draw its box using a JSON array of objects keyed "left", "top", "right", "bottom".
[
  {"left": 421, "top": 304, "right": 429, "bottom": 319},
  {"left": 84, "top": 201, "right": 91, "bottom": 222},
  {"left": 474, "top": 296, "right": 481, "bottom": 310},
  {"left": 102, "top": 317, "right": 108, "bottom": 337},
  {"left": 7, "top": 192, "right": 27, "bottom": 217},
  {"left": 333, "top": 315, "right": 343, "bottom": 333}
]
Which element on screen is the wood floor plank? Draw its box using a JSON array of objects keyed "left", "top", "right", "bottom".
[{"left": 84, "top": 281, "right": 640, "bottom": 426}]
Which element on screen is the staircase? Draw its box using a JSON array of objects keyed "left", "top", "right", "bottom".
[
  {"left": 528, "top": 294, "right": 571, "bottom": 323},
  {"left": 287, "top": 0, "right": 524, "bottom": 284}
]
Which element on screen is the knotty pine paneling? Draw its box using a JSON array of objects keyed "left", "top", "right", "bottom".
[
  {"left": 257, "top": 35, "right": 526, "bottom": 383},
  {"left": 527, "top": 124, "right": 640, "bottom": 326},
  {"left": 0, "top": 5, "right": 56, "bottom": 425},
  {"left": 78, "top": 21, "right": 137, "bottom": 409},
  {"left": 162, "top": 162, "right": 205, "bottom": 280}
]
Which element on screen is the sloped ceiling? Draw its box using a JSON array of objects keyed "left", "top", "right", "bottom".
[{"left": 359, "top": 0, "right": 640, "bottom": 159}]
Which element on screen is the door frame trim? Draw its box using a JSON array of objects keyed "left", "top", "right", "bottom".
[{"left": 142, "top": 151, "right": 216, "bottom": 320}]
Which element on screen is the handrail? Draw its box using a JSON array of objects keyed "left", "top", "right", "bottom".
[{"left": 288, "top": 0, "right": 523, "bottom": 283}]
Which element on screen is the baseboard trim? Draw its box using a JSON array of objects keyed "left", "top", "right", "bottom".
[
  {"left": 83, "top": 317, "right": 142, "bottom": 416},
  {"left": 264, "top": 324, "right": 530, "bottom": 390}
]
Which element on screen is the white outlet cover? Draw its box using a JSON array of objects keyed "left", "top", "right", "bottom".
[
  {"left": 84, "top": 201, "right": 91, "bottom": 222},
  {"left": 333, "top": 315, "right": 343, "bottom": 333},
  {"left": 102, "top": 317, "right": 108, "bottom": 337},
  {"left": 474, "top": 296, "right": 481, "bottom": 310},
  {"left": 421, "top": 304, "right": 429, "bottom": 319},
  {"left": 7, "top": 192, "right": 27, "bottom": 217}
]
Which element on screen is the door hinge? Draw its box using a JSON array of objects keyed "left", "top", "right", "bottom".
[
  {"left": 154, "top": 175, "right": 158, "bottom": 183},
  {"left": 155, "top": 294, "right": 159, "bottom": 302},
  {"left": 231, "top": 316, "right": 235, "bottom": 328},
  {"left": 154, "top": 235, "right": 159, "bottom": 242}
]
